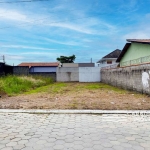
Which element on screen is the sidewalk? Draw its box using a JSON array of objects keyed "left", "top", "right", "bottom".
[{"left": 0, "top": 109, "right": 150, "bottom": 114}]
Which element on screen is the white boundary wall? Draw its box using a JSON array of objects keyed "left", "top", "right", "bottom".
[{"left": 79, "top": 67, "right": 101, "bottom": 82}]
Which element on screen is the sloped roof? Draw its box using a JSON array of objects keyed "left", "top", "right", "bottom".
[
  {"left": 116, "top": 43, "right": 131, "bottom": 62},
  {"left": 127, "top": 39, "right": 150, "bottom": 44},
  {"left": 18, "top": 62, "right": 59, "bottom": 68},
  {"left": 116, "top": 39, "right": 150, "bottom": 63},
  {"left": 103, "top": 49, "right": 122, "bottom": 58},
  {"left": 97, "top": 49, "right": 121, "bottom": 63}
]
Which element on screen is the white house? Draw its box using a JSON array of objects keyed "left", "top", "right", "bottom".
[{"left": 97, "top": 49, "right": 121, "bottom": 67}]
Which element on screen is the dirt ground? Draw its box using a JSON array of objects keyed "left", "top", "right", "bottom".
[{"left": 0, "top": 82, "right": 150, "bottom": 110}]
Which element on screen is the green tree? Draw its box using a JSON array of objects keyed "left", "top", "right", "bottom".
[{"left": 57, "top": 54, "right": 76, "bottom": 63}]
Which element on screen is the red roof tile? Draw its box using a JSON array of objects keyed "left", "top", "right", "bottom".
[{"left": 18, "top": 62, "right": 59, "bottom": 68}]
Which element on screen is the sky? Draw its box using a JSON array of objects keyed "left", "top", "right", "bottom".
[{"left": 0, "top": 0, "right": 150, "bottom": 65}]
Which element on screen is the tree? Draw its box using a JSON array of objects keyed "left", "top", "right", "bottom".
[{"left": 57, "top": 54, "right": 76, "bottom": 63}]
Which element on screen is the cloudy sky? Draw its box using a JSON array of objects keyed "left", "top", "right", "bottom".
[{"left": 0, "top": 0, "right": 150, "bottom": 65}]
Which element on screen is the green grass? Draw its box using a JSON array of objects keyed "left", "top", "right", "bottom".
[
  {"left": 0, "top": 75, "right": 53, "bottom": 96},
  {"left": 25, "top": 82, "right": 67, "bottom": 94},
  {"left": 0, "top": 76, "right": 129, "bottom": 97},
  {"left": 85, "top": 83, "right": 127, "bottom": 94}
]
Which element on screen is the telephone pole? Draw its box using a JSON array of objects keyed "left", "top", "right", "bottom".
[{"left": 3, "top": 55, "right": 5, "bottom": 63}]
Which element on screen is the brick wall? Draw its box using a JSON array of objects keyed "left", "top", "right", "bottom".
[{"left": 101, "top": 64, "right": 150, "bottom": 94}]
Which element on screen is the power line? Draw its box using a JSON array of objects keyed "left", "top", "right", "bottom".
[{"left": 0, "top": 0, "right": 49, "bottom": 3}]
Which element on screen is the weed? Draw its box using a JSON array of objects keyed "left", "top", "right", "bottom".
[
  {"left": 85, "top": 83, "right": 126, "bottom": 94},
  {"left": 0, "top": 75, "right": 53, "bottom": 96},
  {"left": 69, "top": 100, "right": 78, "bottom": 109}
]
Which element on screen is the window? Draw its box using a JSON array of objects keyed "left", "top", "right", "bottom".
[{"left": 107, "top": 60, "right": 112, "bottom": 64}]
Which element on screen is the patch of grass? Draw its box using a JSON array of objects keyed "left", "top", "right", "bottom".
[
  {"left": 69, "top": 100, "right": 78, "bottom": 109},
  {"left": 85, "top": 83, "right": 127, "bottom": 94},
  {"left": 0, "top": 75, "right": 53, "bottom": 96},
  {"left": 50, "top": 82, "right": 67, "bottom": 93},
  {"left": 25, "top": 82, "right": 67, "bottom": 94}
]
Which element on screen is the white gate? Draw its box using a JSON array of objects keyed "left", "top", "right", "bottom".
[{"left": 79, "top": 67, "right": 101, "bottom": 82}]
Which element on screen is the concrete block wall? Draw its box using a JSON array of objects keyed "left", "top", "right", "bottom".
[
  {"left": 62, "top": 63, "right": 95, "bottom": 67},
  {"left": 13, "top": 66, "right": 29, "bottom": 75},
  {"left": 30, "top": 72, "right": 56, "bottom": 81},
  {"left": 0, "top": 63, "right": 4, "bottom": 75},
  {"left": 13, "top": 66, "right": 56, "bottom": 81},
  {"left": 101, "top": 64, "right": 150, "bottom": 94},
  {"left": 57, "top": 67, "right": 79, "bottom": 82},
  {"left": 78, "top": 63, "right": 95, "bottom": 67},
  {"left": 62, "top": 63, "right": 78, "bottom": 67}
]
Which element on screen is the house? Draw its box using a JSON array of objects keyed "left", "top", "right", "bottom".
[
  {"left": 18, "top": 62, "right": 59, "bottom": 73},
  {"left": 97, "top": 49, "right": 121, "bottom": 67},
  {"left": 116, "top": 39, "right": 150, "bottom": 67},
  {"left": 14, "top": 62, "right": 59, "bottom": 81}
]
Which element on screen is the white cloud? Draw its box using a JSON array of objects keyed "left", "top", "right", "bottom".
[
  {"left": 5, "top": 55, "right": 25, "bottom": 60},
  {"left": 20, "top": 52, "right": 60, "bottom": 55},
  {"left": 123, "top": 31, "right": 150, "bottom": 39},
  {"left": 47, "top": 22, "right": 94, "bottom": 34},
  {"left": 44, "top": 38, "right": 79, "bottom": 46},
  {"left": 0, "top": 8, "right": 31, "bottom": 22},
  {"left": 1, "top": 45, "right": 56, "bottom": 51}
]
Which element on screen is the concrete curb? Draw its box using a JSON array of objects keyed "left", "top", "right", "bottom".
[{"left": 0, "top": 109, "right": 150, "bottom": 114}]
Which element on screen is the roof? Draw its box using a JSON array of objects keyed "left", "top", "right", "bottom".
[
  {"left": 127, "top": 39, "right": 150, "bottom": 44},
  {"left": 116, "top": 39, "right": 150, "bottom": 63},
  {"left": 18, "top": 62, "right": 59, "bottom": 68},
  {"left": 116, "top": 43, "right": 131, "bottom": 62},
  {"left": 97, "top": 49, "right": 121, "bottom": 63},
  {"left": 103, "top": 49, "right": 122, "bottom": 58}
]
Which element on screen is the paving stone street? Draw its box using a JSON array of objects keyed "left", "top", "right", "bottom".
[{"left": 0, "top": 113, "right": 150, "bottom": 150}]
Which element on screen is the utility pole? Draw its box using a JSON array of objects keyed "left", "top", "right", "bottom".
[{"left": 3, "top": 55, "right": 5, "bottom": 63}]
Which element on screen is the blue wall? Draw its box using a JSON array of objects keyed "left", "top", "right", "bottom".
[{"left": 29, "top": 66, "right": 57, "bottom": 73}]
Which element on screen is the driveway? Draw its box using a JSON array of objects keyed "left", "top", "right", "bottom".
[{"left": 0, "top": 113, "right": 150, "bottom": 150}]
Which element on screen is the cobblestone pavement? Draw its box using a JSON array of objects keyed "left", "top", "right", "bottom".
[{"left": 0, "top": 113, "right": 150, "bottom": 150}]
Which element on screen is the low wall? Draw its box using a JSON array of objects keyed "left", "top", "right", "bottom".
[
  {"left": 101, "top": 64, "right": 150, "bottom": 94},
  {"left": 79, "top": 67, "right": 100, "bottom": 82},
  {"left": 30, "top": 72, "right": 56, "bottom": 81},
  {"left": 13, "top": 66, "right": 56, "bottom": 81},
  {"left": 0, "top": 63, "right": 4, "bottom": 76},
  {"left": 13, "top": 66, "right": 29, "bottom": 75},
  {"left": 57, "top": 67, "right": 79, "bottom": 82},
  {"left": 62, "top": 63, "right": 78, "bottom": 67}
]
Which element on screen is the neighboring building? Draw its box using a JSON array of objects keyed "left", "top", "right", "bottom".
[
  {"left": 116, "top": 39, "right": 150, "bottom": 67},
  {"left": 97, "top": 49, "right": 121, "bottom": 67},
  {"left": 18, "top": 62, "right": 59, "bottom": 73},
  {"left": 16, "top": 62, "right": 59, "bottom": 81}
]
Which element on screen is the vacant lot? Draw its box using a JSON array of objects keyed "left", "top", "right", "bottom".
[{"left": 0, "top": 82, "right": 150, "bottom": 110}]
